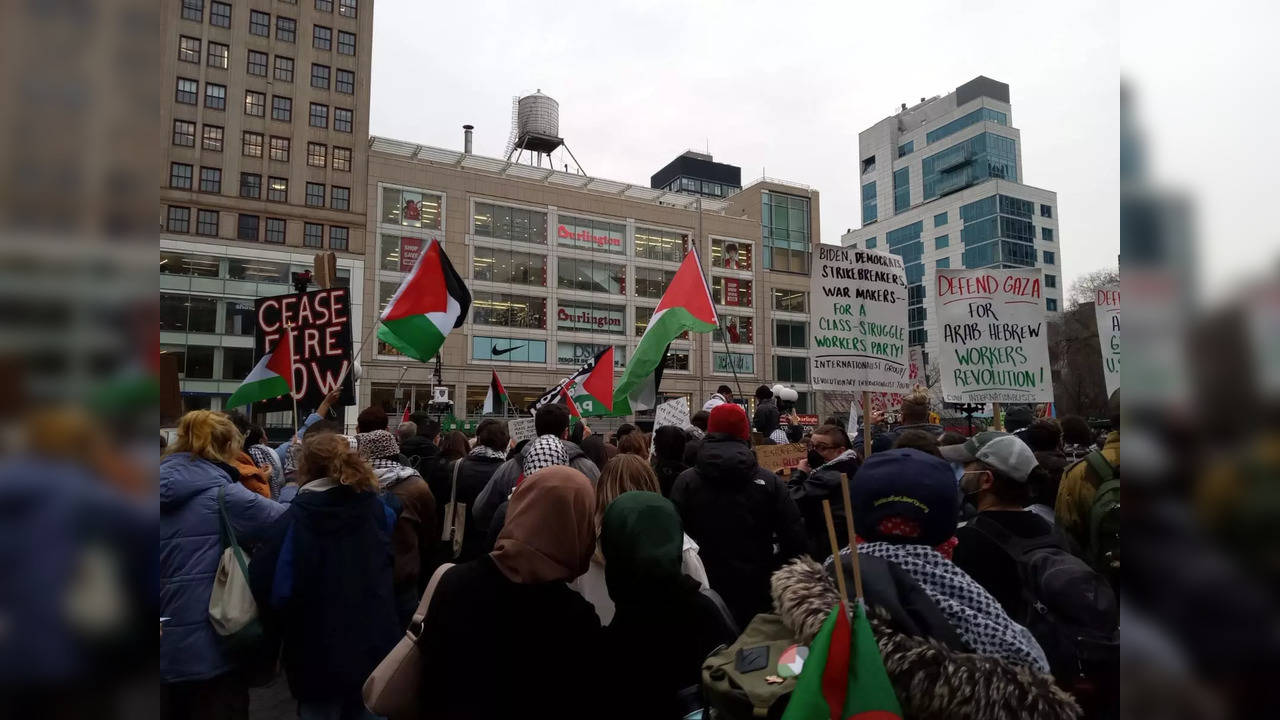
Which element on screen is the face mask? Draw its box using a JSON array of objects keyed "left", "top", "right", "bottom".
[
  {"left": 959, "top": 470, "right": 987, "bottom": 497},
  {"left": 807, "top": 449, "right": 826, "bottom": 469}
]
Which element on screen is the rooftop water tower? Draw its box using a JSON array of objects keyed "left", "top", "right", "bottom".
[{"left": 503, "top": 89, "right": 585, "bottom": 172}]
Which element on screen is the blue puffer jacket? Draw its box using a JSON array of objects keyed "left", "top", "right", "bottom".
[{"left": 159, "top": 452, "right": 294, "bottom": 683}]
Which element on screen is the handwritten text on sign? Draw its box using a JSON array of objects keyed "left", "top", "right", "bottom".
[
  {"left": 507, "top": 418, "right": 537, "bottom": 444},
  {"left": 654, "top": 396, "right": 691, "bottom": 430},
  {"left": 809, "top": 246, "right": 911, "bottom": 392},
  {"left": 1094, "top": 285, "right": 1119, "bottom": 397},
  {"left": 254, "top": 287, "right": 356, "bottom": 414},
  {"left": 934, "top": 268, "right": 1053, "bottom": 403}
]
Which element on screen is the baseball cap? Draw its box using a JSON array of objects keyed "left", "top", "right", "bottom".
[
  {"left": 851, "top": 448, "right": 959, "bottom": 547},
  {"left": 939, "top": 431, "right": 1039, "bottom": 482}
]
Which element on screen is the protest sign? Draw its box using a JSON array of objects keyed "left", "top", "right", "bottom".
[
  {"left": 507, "top": 417, "right": 537, "bottom": 444},
  {"left": 654, "top": 396, "right": 690, "bottom": 430},
  {"left": 853, "top": 346, "right": 927, "bottom": 421},
  {"left": 810, "top": 246, "right": 911, "bottom": 393},
  {"left": 1094, "top": 285, "right": 1120, "bottom": 398},
  {"left": 755, "top": 443, "right": 806, "bottom": 473},
  {"left": 934, "top": 268, "right": 1053, "bottom": 403},
  {"left": 254, "top": 287, "right": 355, "bottom": 414}
]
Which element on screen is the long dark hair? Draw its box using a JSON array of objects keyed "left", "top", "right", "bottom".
[{"left": 439, "top": 430, "right": 469, "bottom": 461}]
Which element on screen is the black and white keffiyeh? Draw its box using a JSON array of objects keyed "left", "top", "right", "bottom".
[
  {"left": 470, "top": 445, "right": 508, "bottom": 461},
  {"left": 522, "top": 435, "right": 569, "bottom": 477},
  {"left": 832, "top": 541, "right": 1050, "bottom": 672}
]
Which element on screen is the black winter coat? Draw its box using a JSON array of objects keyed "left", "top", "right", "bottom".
[
  {"left": 670, "top": 434, "right": 808, "bottom": 628},
  {"left": 788, "top": 451, "right": 861, "bottom": 561},
  {"left": 399, "top": 435, "right": 439, "bottom": 475},
  {"left": 432, "top": 454, "right": 506, "bottom": 563},
  {"left": 651, "top": 458, "right": 688, "bottom": 498},
  {"left": 753, "top": 398, "right": 781, "bottom": 439}
]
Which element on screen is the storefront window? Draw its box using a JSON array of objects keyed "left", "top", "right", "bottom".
[
  {"left": 556, "top": 342, "right": 627, "bottom": 368},
  {"left": 710, "top": 277, "right": 753, "bottom": 307},
  {"left": 380, "top": 234, "right": 438, "bottom": 272},
  {"left": 161, "top": 251, "right": 220, "bottom": 276},
  {"left": 712, "top": 351, "right": 754, "bottom": 375},
  {"left": 556, "top": 301, "right": 625, "bottom": 334},
  {"left": 471, "top": 336, "right": 546, "bottom": 363},
  {"left": 634, "top": 267, "right": 678, "bottom": 299},
  {"left": 713, "top": 315, "right": 753, "bottom": 344},
  {"left": 227, "top": 258, "right": 290, "bottom": 283},
  {"left": 472, "top": 247, "right": 547, "bottom": 286},
  {"left": 634, "top": 227, "right": 686, "bottom": 263},
  {"left": 473, "top": 202, "right": 547, "bottom": 245},
  {"left": 381, "top": 187, "right": 442, "bottom": 230},
  {"left": 471, "top": 291, "right": 547, "bottom": 330},
  {"left": 556, "top": 214, "right": 625, "bottom": 254},
  {"left": 664, "top": 351, "right": 690, "bottom": 372},
  {"left": 635, "top": 305, "right": 689, "bottom": 339},
  {"left": 184, "top": 346, "right": 215, "bottom": 378},
  {"left": 465, "top": 385, "right": 545, "bottom": 416},
  {"left": 774, "top": 355, "right": 808, "bottom": 383},
  {"left": 710, "top": 238, "right": 752, "bottom": 271},
  {"left": 160, "top": 294, "right": 218, "bottom": 333},
  {"left": 224, "top": 301, "right": 256, "bottom": 336},
  {"left": 557, "top": 257, "right": 625, "bottom": 294},
  {"left": 221, "top": 347, "right": 255, "bottom": 380},
  {"left": 370, "top": 383, "right": 436, "bottom": 417}
]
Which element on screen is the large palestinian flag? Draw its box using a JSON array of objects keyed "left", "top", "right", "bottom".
[
  {"left": 225, "top": 330, "right": 294, "bottom": 409},
  {"left": 530, "top": 346, "right": 614, "bottom": 413},
  {"left": 378, "top": 238, "right": 471, "bottom": 362},
  {"left": 482, "top": 370, "right": 510, "bottom": 414}
]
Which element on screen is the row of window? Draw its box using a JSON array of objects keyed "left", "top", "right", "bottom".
[
  {"left": 662, "top": 176, "right": 740, "bottom": 198},
  {"left": 172, "top": 121, "right": 353, "bottom": 170},
  {"left": 165, "top": 206, "right": 349, "bottom": 249},
  {"left": 185, "top": 40, "right": 357, "bottom": 94},
  {"left": 175, "top": 77, "right": 355, "bottom": 131},
  {"left": 160, "top": 252, "right": 351, "bottom": 285},
  {"left": 181, "top": 1, "right": 358, "bottom": 49}
]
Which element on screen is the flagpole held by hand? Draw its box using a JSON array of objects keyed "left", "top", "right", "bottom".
[
  {"left": 838, "top": 473, "right": 864, "bottom": 602},
  {"left": 822, "top": 499, "right": 851, "bottom": 614}
]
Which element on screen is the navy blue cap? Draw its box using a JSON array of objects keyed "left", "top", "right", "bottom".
[{"left": 852, "top": 448, "right": 959, "bottom": 547}]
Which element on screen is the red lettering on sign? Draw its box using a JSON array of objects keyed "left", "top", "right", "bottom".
[{"left": 557, "top": 225, "right": 622, "bottom": 248}]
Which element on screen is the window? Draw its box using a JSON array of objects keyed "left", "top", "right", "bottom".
[
  {"left": 861, "top": 181, "right": 877, "bottom": 224},
  {"left": 472, "top": 292, "right": 547, "bottom": 330},
  {"left": 274, "top": 56, "right": 294, "bottom": 82},
  {"left": 305, "top": 182, "right": 324, "bottom": 207},
  {"left": 472, "top": 202, "right": 545, "bottom": 243},
  {"left": 934, "top": 211, "right": 948, "bottom": 227},
  {"left": 249, "top": 10, "right": 270, "bottom": 36},
  {"left": 181, "top": 0, "right": 203, "bottom": 22},
  {"left": 237, "top": 214, "right": 259, "bottom": 242},
  {"left": 328, "top": 226, "right": 348, "bottom": 250},
  {"left": 1042, "top": 227, "right": 1054, "bottom": 242},
  {"left": 1040, "top": 204, "right": 1053, "bottom": 218},
  {"left": 713, "top": 352, "right": 754, "bottom": 375},
  {"left": 239, "top": 173, "right": 261, "bottom": 198},
  {"left": 893, "top": 166, "right": 910, "bottom": 213},
  {"left": 634, "top": 306, "right": 689, "bottom": 339},
  {"left": 172, "top": 120, "right": 195, "bottom": 147},
  {"left": 772, "top": 288, "right": 807, "bottom": 312},
  {"left": 713, "top": 315, "right": 753, "bottom": 344},
  {"left": 316, "top": 0, "right": 333, "bottom": 10},
  {"left": 761, "top": 191, "right": 810, "bottom": 273},
  {"left": 922, "top": 132, "right": 1018, "bottom": 200},
  {"left": 1046, "top": 274, "right": 1057, "bottom": 288},
  {"left": 335, "top": 69, "right": 354, "bottom": 94},
  {"left": 196, "top": 209, "right": 219, "bottom": 236},
  {"left": 267, "top": 177, "right": 288, "bottom": 202},
  {"left": 264, "top": 218, "right": 286, "bottom": 244},
  {"left": 557, "top": 257, "right": 625, "bottom": 293},
  {"left": 221, "top": 347, "right": 255, "bottom": 381},
  {"left": 633, "top": 267, "right": 677, "bottom": 299},
  {"left": 210, "top": 1, "right": 230, "bottom": 27},
  {"left": 332, "top": 146, "right": 351, "bottom": 171},
  {"left": 711, "top": 238, "right": 751, "bottom": 270},
  {"left": 178, "top": 36, "right": 200, "bottom": 63},
  {"left": 935, "top": 234, "right": 949, "bottom": 250},
  {"left": 337, "top": 31, "right": 355, "bottom": 55},
  {"left": 247, "top": 50, "right": 268, "bottom": 76},
  {"left": 631, "top": 227, "right": 685, "bottom": 263},
  {"left": 207, "top": 42, "right": 228, "bottom": 69},
  {"left": 160, "top": 294, "right": 218, "bottom": 333},
  {"left": 271, "top": 96, "right": 292, "bottom": 122},
  {"left": 202, "top": 125, "right": 223, "bottom": 152},
  {"left": 166, "top": 206, "right": 191, "bottom": 233},
  {"left": 775, "top": 356, "right": 807, "bottom": 383},
  {"left": 1043, "top": 250, "right": 1055, "bottom": 264},
  {"left": 224, "top": 301, "right": 257, "bottom": 335},
  {"left": 556, "top": 214, "right": 626, "bottom": 254},
  {"left": 204, "top": 83, "right": 226, "bottom": 110},
  {"left": 175, "top": 77, "right": 198, "bottom": 104},
  {"left": 470, "top": 336, "right": 547, "bottom": 364},
  {"left": 774, "top": 320, "right": 807, "bottom": 348},
  {"left": 865, "top": 237, "right": 876, "bottom": 249},
  {"left": 244, "top": 90, "right": 265, "bottom": 116},
  {"left": 339, "top": 0, "right": 357, "bottom": 17},
  {"left": 161, "top": 251, "right": 219, "bottom": 277},
  {"left": 333, "top": 107, "right": 352, "bottom": 132},
  {"left": 307, "top": 142, "right": 327, "bottom": 167},
  {"left": 269, "top": 136, "right": 289, "bottom": 161},
  {"left": 925, "top": 106, "right": 1008, "bottom": 144},
  {"left": 311, "top": 63, "right": 330, "bottom": 89},
  {"left": 380, "top": 188, "right": 441, "bottom": 229},
  {"left": 710, "top": 277, "right": 752, "bottom": 307},
  {"left": 1047, "top": 298, "right": 1059, "bottom": 312},
  {"left": 303, "top": 223, "right": 324, "bottom": 247},
  {"left": 275, "top": 16, "right": 296, "bottom": 42},
  {"left": 242, "top": 132, "right": 263, "bottom": 157},
  {"left": 313, "top": 25, "right": 332, "bottom": 50},
  {"left": 935, "top": 257, "right": 950, "bottom": 269},
  {"left": 199, "top": 167, "right": 221, "bottom": 193},
  {"left": 861, "top": 155, "right": 876, "bottom": 174},
  {"left": 309, "top": 103, "right": 328, "bottom": 128},
  {"left": 473, "top": 246, "right": 547, "bottom": 286},
  {"left": 330, "top": 186, "right": 349, "bottom": 210},
  {"left": 169, "top": 162, "right": 193, "bottom": 189},
  {"left": 897, "top": 140, "right": 914, "bottom": 158}
]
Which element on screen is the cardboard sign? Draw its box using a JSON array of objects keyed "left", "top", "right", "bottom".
[
  {"left": 755, "top": 443, "right": 807, "bottom": 473},
  {"left": 1094, "top": 285, "right": 1120, "bottom": 398},
  {"left": 254, "top": 287, "right": 355, "bottom": 414},
  {"left": 508, "top": 417, "right": 537, "bottom": 444},
  {"left": 654, "top": 396, "right": 691, "bottom": 430},
  {"left": 934, "top": 268, "right": 1053, "bottom": 403},
  {"left": 810, "top": 246, "right": 911, "bottom": 393}
]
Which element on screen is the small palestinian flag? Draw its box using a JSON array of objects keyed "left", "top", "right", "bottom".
[
  {"left": 530, "top": 346, "right": 614, "bottom": 413},
  {"left": 226, "top": 331, "right": 294, "bottom": 409},
  {"left": 483, "top": 370, "right": 509, "bottom": 415},
  {"left": 781, "top": 601, "right": 902, "bottom": 720},
  {"left": 401, "top": 403, "right": 412, "bottom": 423},
  {"left": 378, "top": 238, "right": 472, "bottom": 362}
]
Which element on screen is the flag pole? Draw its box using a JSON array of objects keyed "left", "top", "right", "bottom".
[
  {"left": 838, "top": 473, "right": 864, "bottom": 602},
  {"left": 862, "top": 391, "right": 873, "bottom": 459},
  {"left": 822, "top": 499, "right": 851, "bottom": 613}
]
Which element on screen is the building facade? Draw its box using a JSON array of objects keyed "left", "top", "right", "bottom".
[
  {"left": 160, "top": 0, "right": 374, "bottom": 427},
  {"left": 650, "top": 151, "right": 743, "bottom": 199},
  {"left": 841, "top": 76, "right": 1062, "bottom": 368},
  {"left": 362, "top": 137, "right": 820, "bottom": 425}
]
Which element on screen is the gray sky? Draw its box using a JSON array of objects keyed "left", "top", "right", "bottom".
[{"left": 370, "top": 0, "right": 1118, "bottom": 295}]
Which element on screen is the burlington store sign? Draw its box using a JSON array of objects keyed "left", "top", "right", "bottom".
[
  {"left": 556, "top": 303, "right": 625, "bottom": 332},
  {"left": 557, "top": 224, "right": 624, "bottom": 250}
]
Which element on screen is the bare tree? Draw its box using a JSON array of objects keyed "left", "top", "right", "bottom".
[{"left": 1067, "top": 268, "right": 1119, "bottom": 309}]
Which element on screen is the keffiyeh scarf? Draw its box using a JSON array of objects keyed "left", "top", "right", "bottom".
[
  {"left": 522, "top": 435, "right": 569, "bottom": 478},
  {"left": 470, "top": 445, "right": 508, "bottom": 461}
]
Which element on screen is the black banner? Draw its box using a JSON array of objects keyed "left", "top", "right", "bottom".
[{"left": 253, "top": 287, "right": 355, "bottom": 414}]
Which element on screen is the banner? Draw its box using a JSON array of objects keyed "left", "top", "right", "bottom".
[
  {"left": 810, "top": 246, "right": 911, "bottom": 393},
  {"left": 254, "top": 287, "right": 355, "bottom": 414},
  {"left": 654, "top": 396, "right": 690, "bottom": 430},
  {"left": 755, "top": 443, "right": 806, "bottom": 473},
  {"left": 934, "top": 268, "right": 1053, "bottom": 403},
  {"left": 1094, "top": 285, "right": 1120, "bottom": 398}
]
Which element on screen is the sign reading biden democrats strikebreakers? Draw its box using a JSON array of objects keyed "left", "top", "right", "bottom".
[
  {"left": 809, "top": 245, "right": 911, "bottom": 393},
  {"left": 934, "top": 268, "right": 1053, "bottom": 403}
]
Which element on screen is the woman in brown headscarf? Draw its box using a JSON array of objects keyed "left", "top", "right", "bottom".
[{"left": 416, "top": 465, "right": 603, "bottom": 719}]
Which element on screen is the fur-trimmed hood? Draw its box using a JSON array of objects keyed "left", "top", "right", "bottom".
[{"left": 771, "top": 557, "right": 1080, "bottom": 720}]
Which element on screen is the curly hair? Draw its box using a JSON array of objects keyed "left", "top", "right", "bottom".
[{"left": 297, "top": 432, "right": 378, "bottom": 492}]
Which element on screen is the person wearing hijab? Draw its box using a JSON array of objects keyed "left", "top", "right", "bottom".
[
  {"left": 601, "top": 493, "right": 738, "bottom": 719},
  {"left": 416, "top": 465, "right": 603, "bottom": 719}
]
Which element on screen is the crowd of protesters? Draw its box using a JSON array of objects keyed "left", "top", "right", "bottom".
[{"left": 158, "top": 382, "right": 1120, "bottom": 719}]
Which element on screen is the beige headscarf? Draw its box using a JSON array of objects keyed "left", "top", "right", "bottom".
[{"left": 490, "top": 465, "right": 596, "bottom": 584}]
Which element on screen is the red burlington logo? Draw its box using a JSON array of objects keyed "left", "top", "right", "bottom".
[{"left": 558, "top": 225, "right": 622, "bottom": 248}]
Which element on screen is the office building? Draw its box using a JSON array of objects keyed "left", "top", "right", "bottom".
[
  {"left": 650, "top": 150, "right": 742, "bottom": 198},
  {"left": 841, "top": 76, "right": 1062, "bottom": 368}
]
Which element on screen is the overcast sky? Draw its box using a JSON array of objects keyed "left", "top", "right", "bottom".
[{"left": 369, "top": 0, "right": 1118, "bottom": 295}]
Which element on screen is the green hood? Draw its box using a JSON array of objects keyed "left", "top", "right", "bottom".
[{"left": 600, "top": 491, "right": 686, "bottom": 605}]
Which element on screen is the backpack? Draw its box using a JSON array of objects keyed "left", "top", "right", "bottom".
[
  {"left": 701, "top": 614, "right": 798, "bottom": 720},
  {"left": 1083, "top": 451, "right": 1120, "bottom": 578},
  {"left": 969, "top": 515, "right": 1119, "bottom": 700}
]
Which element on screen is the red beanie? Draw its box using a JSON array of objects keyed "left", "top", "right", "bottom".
[{"left": 708, "top": 403, "right": 750, "bottom": 442}]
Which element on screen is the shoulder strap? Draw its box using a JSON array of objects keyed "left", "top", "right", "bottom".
[
  {"left": 449, "top": 459, "right": 462, "bottom": 507},
  {"left": 968, "top": 514, "right": 1064, "bottom": 562},
  {"left": 217, "top": 485, "right": 251, "bottom": 581},
  {"left": 407, "top": 562, "right": 454, "bottom": 642},
  {"left": 1083, "top": 450, "right": 1116, "bottom": 484}
]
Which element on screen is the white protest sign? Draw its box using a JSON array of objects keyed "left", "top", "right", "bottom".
[
  {"left": 934, "top": 268, "right": 1053, "bottom": 403},
  {"left": 653, "top": 396, "right": 690, "bottom": 430},
  {"left": 1094, "top": 285, "right": 1120, "bottom": 398},
  {"left": 507, "top": 417, "right": 537, "bottom": 444},
  {"left": 810, "top": 246, "right": 911, "bottom": 393}
]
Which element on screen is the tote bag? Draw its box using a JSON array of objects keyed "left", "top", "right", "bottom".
[
  {"left": 208, "top": 485, "right": 263, "bottom": 655},
  {"left": 363, "top": 562, "right": 454, "bottom": 718}
]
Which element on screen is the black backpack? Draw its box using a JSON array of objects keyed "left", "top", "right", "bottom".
[{"left": 969, "top": 515, "right": 1119, "bottom": 699}]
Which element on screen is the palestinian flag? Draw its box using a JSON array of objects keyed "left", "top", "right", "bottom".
[
  {"left": 781, "top": 601, "right": 902, "bottom": 720},
  {"left": 560, "top": 385, "right": 582, "bottom": 424},
  {"left": 226, "top": 331, "right": 295, "bottom": 409},
  {"left": 401, "top": 403, "right": 412, "bottom": 423},
  {"left": 378, "top": 238, "right": 471, "bottom": 362},
  {"left": 614, "top": 251, "right": 717, "bottom": 413},
  {"left": 483, "top": 370, "right": 510, "bottom": 414},
  {"left": 530, "top": 346, "right": 614, "bottom": 413}
]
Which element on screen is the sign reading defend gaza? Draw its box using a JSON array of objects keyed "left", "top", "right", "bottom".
[
  {"left": 809, "top": 246, "right": 911, "bottom": 393},
  {"left": 934, "top": 268, "right": 1053, "bottom": 403},
  {"left": 254, "top": 288, "right": 356, "bottom": 414}
]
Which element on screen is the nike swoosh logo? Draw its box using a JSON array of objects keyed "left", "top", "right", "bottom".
[{"left": 491, "top": 344, "right": 525, "bottom": 357}]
